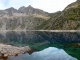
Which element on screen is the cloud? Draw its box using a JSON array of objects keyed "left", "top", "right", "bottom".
[
  {"left": 0, "top": 1, "right": 6, "bottom": 9},
  {"left": 0, "top": 0, "right": 77, "bottom": 13}
]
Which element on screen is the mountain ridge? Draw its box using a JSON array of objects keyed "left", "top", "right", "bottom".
[
  {"left": 0, "top": 0, "right": 80, "bottom": 30},
  {"left": 36, "top": 0, "right": 80, "bottom": 30},
  {"left": 0, "top": 5, "right": 49, "bottom": 17}
]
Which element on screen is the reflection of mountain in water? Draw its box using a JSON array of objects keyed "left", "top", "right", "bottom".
[
  {"left": 8, "top": 47, "right": 77, "bottom": 60},
  {"left": 0, "top": 31, "right": 79, "bottom": 60},
  {"left": 0, "top": 31, "right": 80, "bottom": 45}
]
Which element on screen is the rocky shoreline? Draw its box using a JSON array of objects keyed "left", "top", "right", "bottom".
[{"left": 0, "top": 44, "right": 32, "bottom": 60}]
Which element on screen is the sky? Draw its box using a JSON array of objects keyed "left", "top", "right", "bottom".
[{"left": 0, "top": 0, "right": 76, "bottom": 13}]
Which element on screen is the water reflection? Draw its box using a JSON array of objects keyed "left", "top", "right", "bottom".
[
  {"left": 8, "top": 47, "right": 77, "bottom": 60},
  {"left": 0, "top": 31, "right": 80, "bottom": 45},
  {"left": 0, "top": 31, "right": 79, "bottom": 60}
]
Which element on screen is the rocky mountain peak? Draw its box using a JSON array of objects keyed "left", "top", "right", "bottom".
[
  {"left": 18, "top": 5, "right": 34, "bottom": 13},
  {"left": 18, "top": 6, "right": 25, "bottom": 9},
  {"left": 0, "top": 5, "right": 48, "bottom": 17},
  {"left": 26, "top": 5, "right": 34, "bottom": 11},
  {"left": 27, "top": 5, "right": 33, "bottom": 8},
  {"left": 5, "top": 7, "right": 17, "bottom": 11},
  {"left": 5, "top": 7, "right": 18, "bottom": 13},
  {"left": 3, "top": 7, "right": 18, "bottom": 16}
]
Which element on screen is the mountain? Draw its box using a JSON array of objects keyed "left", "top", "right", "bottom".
[
  {"left": 0, "top": 5, "right": 49, "bottom": 17},
  {"left": 37, "top": 0, "right": 80, "bottom": 30},
  {"left": 0, "top": 5, "right": 50, "bottom": 30},
  {"left": 0, "top": 0, "right": 80, "bottom": 30},
  {"left": 18, "top": 5, "right": 48, "bottom": 16}
]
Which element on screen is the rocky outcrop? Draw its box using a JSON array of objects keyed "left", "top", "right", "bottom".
[{"left": 0, "top": 44, "right": 31, "bottom": 59}]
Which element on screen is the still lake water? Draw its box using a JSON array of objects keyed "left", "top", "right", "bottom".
[
  {"left": 0, "top": 31, "right": 80, "bottom": 60},
  {"left": 8, "top": 47, "right": 77, "bottom": 60}
]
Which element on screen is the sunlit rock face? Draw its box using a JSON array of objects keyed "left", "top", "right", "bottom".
[{"left": 8, "top": 47, "right": 77, "bottom": 60}]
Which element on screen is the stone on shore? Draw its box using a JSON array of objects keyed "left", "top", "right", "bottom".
[{"left": 0, "top": 44, "right": 31, "bottom": 59}]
